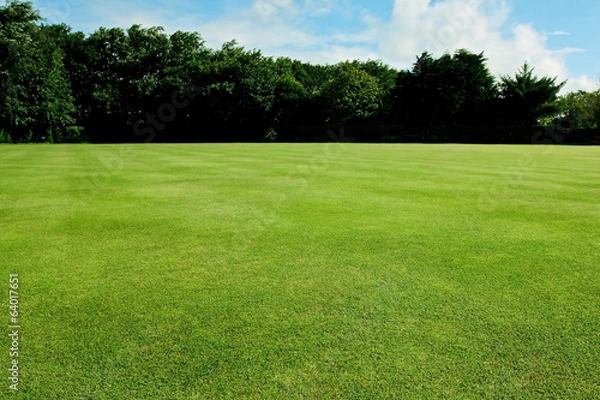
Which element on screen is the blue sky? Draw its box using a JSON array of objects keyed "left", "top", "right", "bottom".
[{"left": 32, "top": 0, "right": 600, "bottom": 93}]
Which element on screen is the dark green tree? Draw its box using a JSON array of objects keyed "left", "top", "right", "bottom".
[
  {"left": 393, "top": 52, "right": 434, "bottom": 124},
  {"left": 165, "top": 30, "right": 209, "bottom": 89},
  {"left": 39, "top": 23, "right": 91, "bottom": 142},
  {"left": 184, "top": 41, "right": 280, "bottom": 140},
  {"left": 85, "top": 27, "right": 129, "bottom": 116},
  {"left": 125, "top": 27, "right": 210, "bottom": 142},
  {"left": 552, "top": 89, "right": 600, "bottom": 129},
  {"left": 285, "top": 60, "right": 335, "bottom": 125},
  {"left": 271, "top": 57, "right": 309, "bottom": 127},
  {"left": 0, "top": 1, "right": 75, "bottom": 142},
  {"left": 498, "top": 62, "right": 566, "bottom": 126},
  {"left": 321, "top": 61, "right": 383, "bottom": 126},
  {"left": 394, "top": 49, "right": 497, "bottom": 126},
  {"left": 123, "top": 25, "right": 171, "bottom": 108},
  {"left": 447, "top": 49, "right": 498, "bottom": 124},
  {"left": 350, "top": 60, "right": 399, "bottom": 123}
]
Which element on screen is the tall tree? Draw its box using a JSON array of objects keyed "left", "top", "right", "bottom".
[
  {"left": 125, "top": 28, "right": 210, "bottom": 142},
  {"left": 321, "top": 61, "right": 383, "bottom": 126},
  {"left": 39, "top": 24, "right": 90, "bottom": 128},
  {"left": 350, "top": 60, "right": 399, "bottom": 123},
  {"left": 183, "top": 41, "right": 281, "bottom": 140},
  {"left": 285, "top": 60, "right": 335, "bottom": 125},
  {"left": 498, "top": 63, "right": 566, "bottom": 126},
  {"left": 0, "top": 1, "right": 75, "bottom": 142},
  {"left": 165, "top": 30, "right": 209, "bottom": 89},
  {"left": 85, "top": 27, "right": 129, "bottom": 117},
  {"left": 448, "top": 49, "right": 498, "bottom": 124},
  {"left": 394, "top": 50, "right": 497, "bottom": 126},
  {"left": 123, "top": 25, "right": 171, "bottom": 109},
  {"left": 393, "top": 52, "right": 435, "bottom": 125},
  {"left": 272, "top": 57, "right": 309, "bottom": 127},
  {"left": 552, "top": 89, "right": 600, "bottom": 129}
]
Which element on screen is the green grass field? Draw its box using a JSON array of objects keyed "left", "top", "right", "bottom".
[{"left": 1, "top": 143, "right": 599, "bottom": 399}]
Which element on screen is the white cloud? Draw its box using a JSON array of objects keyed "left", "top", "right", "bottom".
[
  {"left": 199, "top": 17, "right": 321, "bottom": 51},
  {"left": 372, "top": 0, "right": 596, "bottom": 93},
  {"left": 564, "top": 75, "right": 600, "bottom": 93},
  {"left": 293, "top": 45, "right": 379, "bottom": 64},
  {"left": 253, "top": 0, "right": 298, "bottom": 20},
  {"left": 302, "top": 0, "right": 340, "bottom": 16}
]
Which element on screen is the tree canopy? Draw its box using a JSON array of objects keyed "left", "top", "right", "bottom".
[
  {"left": 395, "top": 50, "right": 497, "bottom": 126},
  {"left": 0, "top": 1, "right": 74, "bottom": 142},
  {"left": 498, "top": 63, "right": 566, "bottom": 126},
  {"left": 0, "top": 1, "right": 595, "bottom": 144}
]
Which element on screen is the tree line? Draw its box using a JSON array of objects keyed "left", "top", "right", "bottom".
[{"left": 1, "top": 1, "right": 599, "bottom": 144}]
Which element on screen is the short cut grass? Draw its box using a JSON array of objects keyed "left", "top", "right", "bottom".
[{"left": 1, "top": 143, "right": 599, "bottom": 398}]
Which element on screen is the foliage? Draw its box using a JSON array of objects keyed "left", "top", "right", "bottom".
[
  {"left": 498, "top": 63, "right": 566, "bottom": 126},
  {"left": 395, "top": 49, "right": 497, "bottom": 125},
  {"left": 0, "top": 1, "right": 595, "bottom": 143},
  {"left": 0, "top": 0, "right": 75, "bottom": 142},
  {"left": 322, "top": 61, "right": 383, "bottom": 125},
  {"left": 350, "top": 59, "right": 399, "bottom": 122},
  {"left": 551, "top": 89, "right": 600, "bottom": 129},
  {"left": 185, "top": 41, "right": 280, "bottom": 139}
]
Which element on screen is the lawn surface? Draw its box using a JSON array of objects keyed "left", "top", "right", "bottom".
[{"left": 1, "top": 143, "right": 599, "bottom": 399}]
